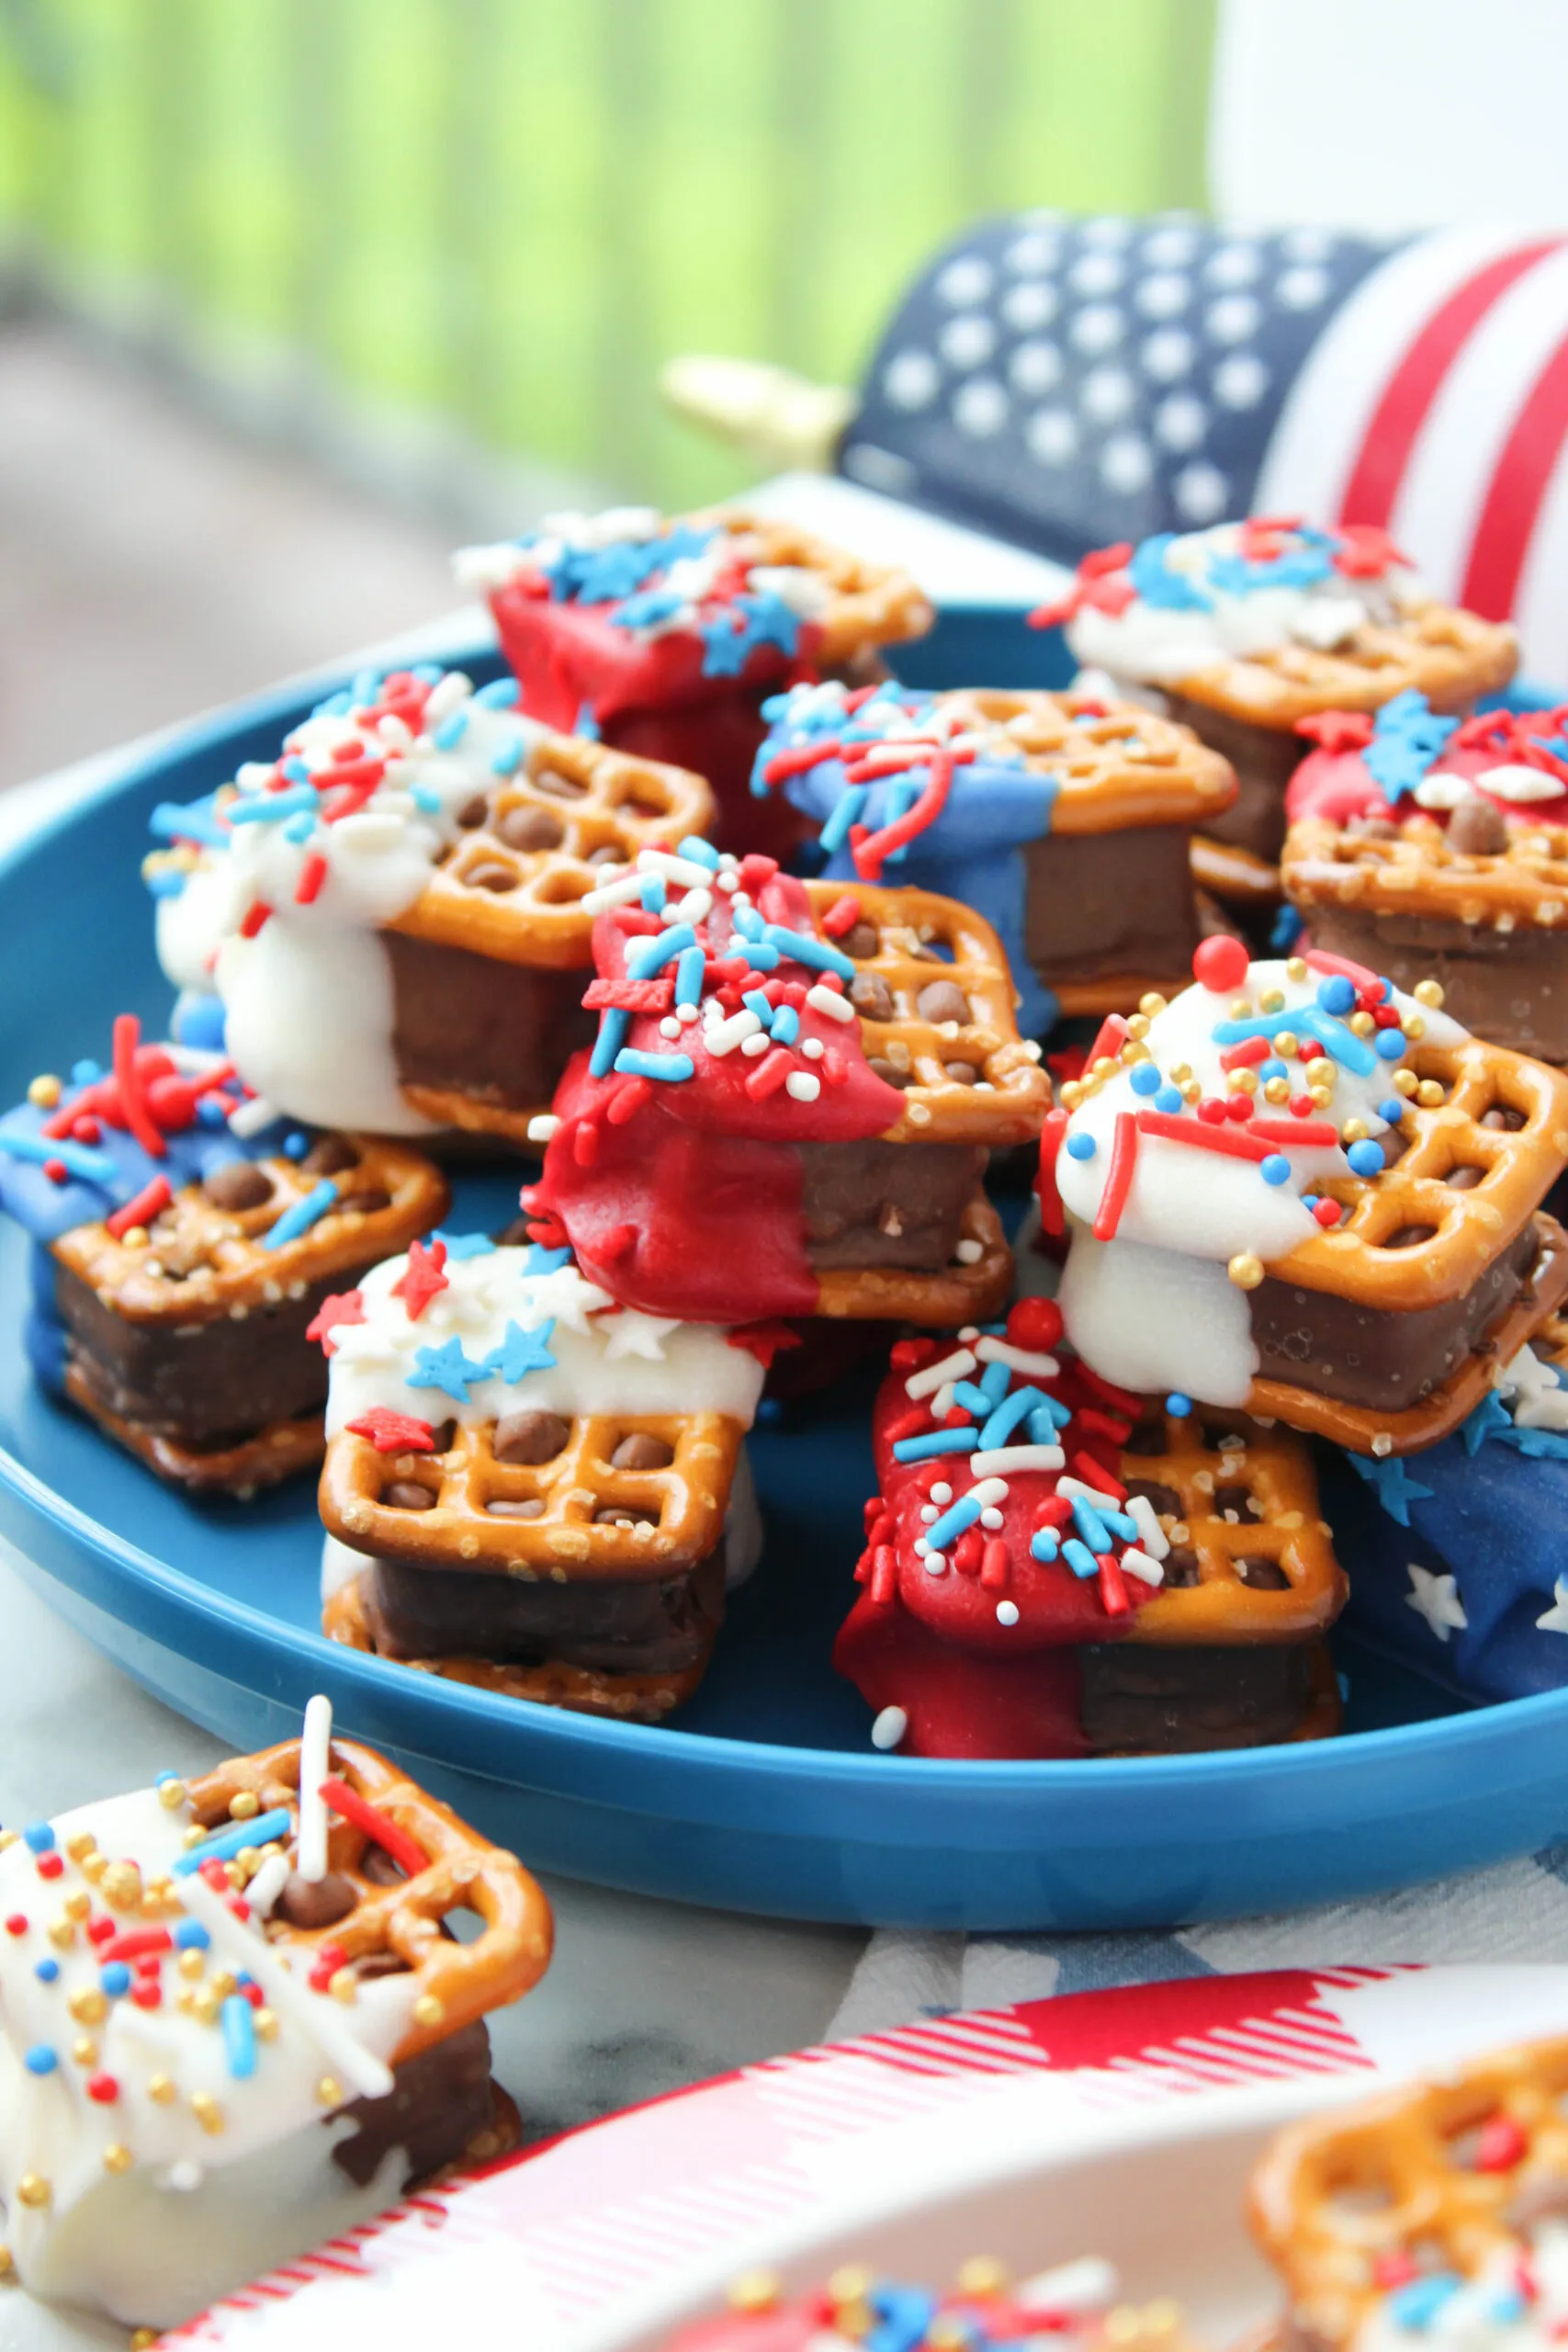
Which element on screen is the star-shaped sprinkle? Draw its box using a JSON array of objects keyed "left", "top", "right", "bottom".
[
  {"left": 525, "top": 1242, "right": 573, "bottom": 1275},
  {"left": 483, "top": 1318, "right": 558, "bottom": 1384},
  {"left": 429, "top": 1230, "right": 496, "bottom": 1261},
  {"left": 603, "top": 1313, "right": 680, "bottom": 1362},
  {"left": 391, "top": 1237, "right": 448, "bottom": 1320},
  {"left": 305, "top": 1290, "right": 366, "bottom": 1357},
  {"left": 1405, "top": 1563, "right": 1468, "bottom": 1643},
  {"left": 1350, "top": 1451, "right": 1435, "bottom": 1527},
  {"left": 726, "top": 1319, "right": 802, "bottom": 1370},
  {"left": 407, "top": 1337, "right": 491, "bottom": 1403},
  {"left": 345, "top": 1408, "right": 436, "bottom": 1454},
  {"left": 1536, "top": 1577, "right": 1568, "bottom": 1637},
  {"left": 1461, "top": 1388, "right": 1516, "bottom": 1454}
]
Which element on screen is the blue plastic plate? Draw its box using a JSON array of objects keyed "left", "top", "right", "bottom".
[{"left": 2, "top": 637, "right": 1567, "bottom": 1932}]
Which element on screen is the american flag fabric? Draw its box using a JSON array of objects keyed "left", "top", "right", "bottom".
[{"left": 840, "top": 216, "right": 1568, "bottom": 672}]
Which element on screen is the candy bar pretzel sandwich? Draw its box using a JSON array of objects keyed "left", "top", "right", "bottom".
[
  {"left": 0, "top": 1707, "right": 550, "bottom": 2328},
  {"left": 835, "top": 1306, "right": 1344, "bottom": 1758},
  {"left": 318, "top": 1238, "right": 766, "bottom": 1720},
  {"left": 526, "top": 841, "right": 1049, "bottom": 1333},
  {"left": 143, "top": 662, "right": 713, "bottom": 1143},
  {"left": 1284, "top": 696, "right": 1568, "bottom": 1059},
  {"left": 1042, "top": 520, "right": 1517, "bottom": 905},
  {"left": 1248, "top": 2036, "right": 1568, "bottom": 2352},
  {"left": 0, "top": 1019, "right": 447, "bottom": 1494},
  {"left": 457, "top": 504, "right": 934, "bottom": 855},
  {"left": 754, "top": 678, "right": 1237, "bottom": 1032},
  {"left": 1048, "top": 939, "right": 1568, "bottom": 1456}
]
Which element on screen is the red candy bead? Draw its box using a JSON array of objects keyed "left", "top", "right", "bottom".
[
  {"left": 4, "top": 1915, "right": 27, "bottom": 1938},
  {"left": 1290, "top": 1093, "right": 1316, "bottom": 1117},
  {"left": 1313, "top": 1198, "right": 1342, "bottom": 1227},
  {"left": 1197, "top": 1097, "right": 1228, "bottom": 1124},
  {"left": 1372, "top": 2254, "right": 1419, "bottom": 2290},
  {"left": 35, "top": 1854, "right": 62, "bottom": 1880},
  {"left": 86, "top": 1918, "right": 117, "bottom": 1947},
  {"left": 1192, "top": 936, "right": 1249, "bottom": 993},
  {"left": 1225, "top": 1094, "right": 1254, "bottom": 1121},
  {"left": 1474, "top": 2114, "right": 1529, "bottom": 2172},
  {"left": 1006, "top": 1297, "right": 1063, "bottom": 1352},
  {"left": 130, "top": 1984, "right": 162, "bottom": 2011},
  {"left": 85, "top": 2074, "right": 119, "bottom": 2104}
]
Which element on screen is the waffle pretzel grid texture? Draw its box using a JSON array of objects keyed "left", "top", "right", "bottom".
[
  {"left": 51, "top": 1140, "right": 448, "bottom": 1326},
  {"left": 1247, "top": 2036, "right": 1568, "bottom": 2350},
  {"left": 321, "top": 1579, "right": 705, "bottom": 1722},
  {"left": 684, "top": 506, "right": 936, "bottom": 662},
  {"left": 389, "top": 729, "right": 714, "bottom": 967},
  {"left": 1285, "top": 811, "right": 1568, "bottom": 929},
  {"left": 802, "top": 878, "right": 1049, "bottom": 1147},
  {"left": 185, "top": 1736, "right": 552, "bottom": 2064},
  {"left": 1172, "top": 604, "right": 1519, "bottom": 727},
  {"left": 321, "top": 1412, "right": 745, "bottom": 1580},
  {"left": 1263, "top": 1038, "right": 1568, "bottom": 1309},
  {"left": 1115, "top": 1412, "right": 1346, "bottom": 1646},
  {"left": 936, "top": 686, "right": 1238, "bottom": 832}
]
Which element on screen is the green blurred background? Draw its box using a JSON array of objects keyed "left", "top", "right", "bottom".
[{"left": 0, "top": 0, "right": 1215, "bottom": 512}]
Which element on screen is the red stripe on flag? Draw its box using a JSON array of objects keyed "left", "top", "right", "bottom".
[
  {"left": 1460, "top": 328, "right": 1568, "bottom": 620},
  {"left": 1337, "top": 242, "right": 1563, "bottom": 528}
]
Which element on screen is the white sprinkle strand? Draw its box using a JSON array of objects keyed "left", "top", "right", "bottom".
[
  {"left": 1125, "top": 1494, "right": 1170, "bottom": 1560},
  {"left": 954, "top": 1238, "right": 984, "bottom": 1263},
  {"left": 975, "top": 1336, "right": 1061, "bottom": 1380},
  {"left": 227, "top": 1094, "right": 281, "bottom": 1139},
  {"left": 785, "top": 1070, "right": 821, "bottom": 1102},
  {"left": 871, "top": 1705, "right": 908, "bottom": 1751},
  {"left": 526, "top": 1114, "right": 560, "bottom": 1143},
  {"left": 580, "top": 870, "right": 648, "bottom": 914},
  {"left": 807, "top": 983, "right": 855, "bottom": 1023},
  {"left": 245, "top": 1853, "right": 291, "bottom": 1918},
  {"left": 970, "top": 1444, "right": 1065, "bottom": 1476},
  {"left": 298, "top": 1693, "right": 333, "bottom": 1882},
  {"left": 970, "top": 1477, "right": 1010, "bottom": 1507},
  {"left": 905, "top": 1346, "right": 977, "bottom": 1399},
  {"left": 1059, "top": 1474, "right": 1124, "bottom": 1513},
  {"left": 703, "top": 1010, "right": 762, "bottom": 1057},
  {"left": 1120, "top": 1548, "right": 1166, "bottom": 1588},
  {"left": 996, "top": 1600, "right": 1021, "bottom": 1626}
]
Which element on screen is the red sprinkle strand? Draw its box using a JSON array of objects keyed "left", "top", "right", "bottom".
[
  {"left": 1036, "top": 1108, "right": 1069, "bottom": 1238},
  {"left": 294, "top": 852, "right": 329, "bottom": 906},
  {"left": 112, "top": 1014, "right": 166, "bottom": 1160},
  {"left": 819, "top": 893, "right": 863, "bottom": 938},
  {"left": 1135, "top": 1108, "right": 1271, "bottom": 1163},
  {"left": 239, "top": 900, "right": 273, "bottom": 939},
  {"left": 107, "top": 1175, "right": 173, "bottom": 1240},
  {"left": 318, "top": 1775, "right": 429, "bottom": 1882},
  {"left": 1093, "top": 1111, "right": 1139, "bottom": 1242}
]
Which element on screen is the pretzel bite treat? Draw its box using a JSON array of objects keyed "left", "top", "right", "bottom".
[
  {"left": 0, "top": 1017, "right": 447, "bottom": 1494},
  {"left": 0, "top": 1704, "right": 551, "bottom": 2327},
  {"left": 835, "top": 1300, "right": 1344, "bottom": 1758},
  {"left": 1283, "top": 697, "right": 1568, "bottom": 1060},
  {"left": 1036, "top": 520, "right": 1517, "bottom": 907},
  {"left": 1249, "top": 2036, "right": 1568, "bottom": 2352},
  {"left": 753, "top": 678, "right": 1236, "bottom": 1032},
  {"left": 142, "top": 661, "right": 712, "bottom": 1141},
  {"left": 318, "top": 1237, "right": 767, "bottom": 1719},
  {"left": 522, "top": 840, "right": 1048, "bottom": 1329},
  {"left": 1319, "top": 1305, "right": 1568, "bottom": 1706},
  {"left": 456, "top": 506, "right": 933, "bottom": 856},
  {"left": 667, "top": 2255, "right": 1179, "bottom": 2352},
  {"left": 1047, "top": 938, "right": 1568, "bottom": 1454}
]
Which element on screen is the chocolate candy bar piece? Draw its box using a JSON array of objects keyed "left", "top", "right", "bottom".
[{"left": 358, "top": 1550, "right": 726, "bottom": 1679}]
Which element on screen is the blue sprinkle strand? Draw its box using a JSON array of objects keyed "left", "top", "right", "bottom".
[
  {"left": 173, "top": 1810, "right": 294, "bottom": 1875},
  {"left": 222, "top": 1993, "right": 257, "bottom": 2080},
  {"left": 263, "top": 1180, "right": 339, "bottom": 1250}
]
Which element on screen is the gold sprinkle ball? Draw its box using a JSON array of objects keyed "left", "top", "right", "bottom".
[
  {"left": 1059, "top": 1080, "right": 1085, "bottom": 1111},
  {"left": 102, "top": 2143, "right": 131, "bottom": 2175},
  {"left": 1285, "top": 956, "right": 1308, "bottom": 982},
  {"left": 1091, "top": 1056, "right": 1117, "bottom": 1080},
  {"left": 72, "top": 2037, "right": 97, "bottom": 2067},
  {"left": 1227, "top": 1068, "right": 1258, "bottom": 1096},
  {"left": 1262, "top": 1076, "right": 1291, "bottom": 1104},
  {"left": 955, "top": 2256, "right": 1010, "bottom": 2297},
  {"left": 316, "top": 2075, "right": 344, "bottom": 2108},
  {"left": 1349, "top": 1010, "right": 1376, "bottom": 1037},
  {"left": 1126, "top": 1012, "right": 1151, "bottom": 1038},
  {"left": 329, "top": 1966, "right": 358, "bottom": 2005},
  {"left": 1341, "top": 1118, "right": 1370, "bottom": 1144},
  {"left": 181, "top": 1826, "right": 208, "bottom": 1852},
  {"left": 1259, "top": 988, "right": 1285, "bottom": 1013},
  {"left": 829, "top": 2266, "right": 876, "bottom": 2308},
  {"left": 1229, "top": 995, "right": 1251, "bottom": 1020},
  {"left": 80, "top": 1852, "right": 107, "bottom": 1883},
  {"left": 131, "top": 2331, "right": 160, "bottom": 2350},
  {"left": 1122, "top": 1038, "right": 1150, "bottom": 1065},
  {"left": 121, "top": 1227, "right": 149, "bottom": 1250},
  {"left": 254, "top": 2008, "right": 278, "bottom": 2041},
  {"left": 62, "top": 1890, "right": 91, "bottom": 1923},
  {"left": 0, "top": 2245, "right": 12, "bottom": 2278},
  {"left": 1228, "top": 1252, "right": 1265, "bottom": 1291},
  {"left": 101, "top": 1862, "right": 141, "bottom": 1911},
  {"left": 0, "top": 1831, "right": 17, "bottom": 1853},
  {"left": 1139, "top": 991, "right": 1168, "bottom": 1016},
  {"left": 1417, "top": 1079, "right": 1446, "bottom": 1108},
  {"left": 412, "top": 1993, "right": 446, "bottom": 2029},
  {"left": 1403, "top": 1012, "right": 1426, "bottom": 1041},
  {"left": 209, "top": 1969, "right": 237, "bottom": 2001},
  {"left": 192, "top": 1987, "right": 221, "bottom": 2027},
  {"left": 16, "top": 2175, "right": 49, "bottom": 2209},
  {"left": 46, "top": 1921, "right": 74, "bottom": 1952},
  {"left": 1308, "top": 1086, "right": 1333, "bottom": 1110},
  {"left": 68, "top": 1989, "right": 107, "bottom": 2026},
  {"left": 1273, "top": 1030, "right": 1299, "bottom": 1059},
  {"left": 228, "top": 1792, "right": 260, "bottom": 1822},
  {"left": 64, "top": 1831, "right": 97, "bottom": 1862},
  {"left": 28, "top": 1075, "right": 62, "bottom": 1109},
  {"left": 1415, "top": 978, "right": 1445, "bottom": 1007},
  {"left": 190, "top": 2091, "right": 223, "bottom": 2134},
  {"left": 1180, "top": 1080, "right": 1202, "bottom": 1103},
  {"left": 177, "top": 1949, "right": 205, "bottom": 1982},
  {"left": 157, "top": 1781, "right": 186, "bottom": 1812},
  {"left": 1394, "top": 1067, "right": 1420, "bottom": 1097},
  {"left": 1304, "top": 1057, "right": 1335, "bottom": 1087},
  {"left": 148, "top": 2073, "right": 175, "bottom": 2103},
  {"left": 727, "top": 2270, "right": 784, "bottom": 2314}
]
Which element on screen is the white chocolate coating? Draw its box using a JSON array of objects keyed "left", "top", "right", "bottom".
[
  {"left": 1056, "top": 956, "right": 1465, "bottom": 1407},
  {"left": 0, "top": 1785, "right": 421, "bottom": 2327}
]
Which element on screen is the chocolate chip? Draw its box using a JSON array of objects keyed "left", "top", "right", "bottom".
[
  {"left": 384, "top": 1480, "right": 436, "bottom": 1510},
  {"left": 359, "top": 1844, "right": 406, "bottom": 1886},
  {"left": 585, "top": 846, "right": 625, "bottom": 868},
  {"left": 486, "top": 1497, "right": 545, "bottom": 1519},
  {"left": 1236, "top": 1557, "right": 1291, "bottom": 1590},
  {"left": 461, "top": 859, "right": 519, "bottom": 893},
  {"left": 1384, "top": 1224, "right": 1438, "bottom": 1250},
  {"left": 300, "top": 1135, "right": 358, "bottom": 1177},
  {"left": 610, "top": 1432, "right": 674, "bottom": 1470},
  {"left": 594, "top": 1504, "right": 659, "bottom": 1527},
  {"left": 1448, "top": 797, "right": 1508, "bottom": 856},
  {"left": 1122, "top": 1423, "right": 1169, "bottom": 1458},
  {"left": 1483, "top": 1105, "right": 1527, "bottom": 1131},
  {"left": 1347, "top": 813, "right": 1401, "bottom": 841},
  {"left": 493, "top": 1408, "right": 570, "bottom": 1464},
  {"left": 868, "top": 1057, "right": 911, "bottom": 1089},
  {"left": 1446, "top": 1164, "right": 1485, "bottom": 1190},
  {"left": 533, "top": 766, "right": 588, "bottom": 800},
  {"left": 497, "top": 804, "right": 565, "bottom": 853},
  {"left": 916, "top": 979, "right": 971, "bottom": 1025},
  {"left": 203, "top": 1160, "right": 273, "bottom": 1212},
  {"left": 456, "top": 794, "right": 491, "bottom": 828},
  {"left": 942, "top": 1061, "right": 980, "bottom": 1086},
  {"left": 275, "top": 1870, "right": 358, "bottom": 1929},
  {"left": 353, "top": 1951, "right": 410, "bottom": 1979},
  {"left": 851, "top": 972, "right": 895, "bottom": 1022},
  {"left": 841, "top": 922, "right": 881, "bottom": 960},
  {"left": 429, "top": 1419, "right": 457, "bottom": 1453},
  {"left": 1125, "top": 1478, "right": 1183, "bottom": 1518},
  {"left": 1161, "top": 1548, "right": 1201, "bottom": 1588}
]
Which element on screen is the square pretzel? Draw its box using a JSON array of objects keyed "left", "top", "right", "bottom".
[
  {"left": 1168, "top": 604, "right": 1518, "bottom": 732},
  {"left": 1248, "top": 2037, "right": 1568, "bottom": 2352},
  {"left": 1284, "top": 810, "right": 1568, "bottom": 934},
  {"left": 938, "top": 686, "right": 1237, "bottom": 833}
]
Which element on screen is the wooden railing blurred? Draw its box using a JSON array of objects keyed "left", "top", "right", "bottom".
[{"left": 0, "top": 0, "right": 1215, "bottom": 523}]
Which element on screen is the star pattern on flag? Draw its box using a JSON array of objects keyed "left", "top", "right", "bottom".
[
  {"left": 1536, "top": 1577, "right": 1568, "bottom": 1638},
  {"left": 1350, "top": 1451, "right": 1435, "bottom": 1527},
  {"left": 1404, "top": 1563, "right": 1468, "bottom": 1644}
]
